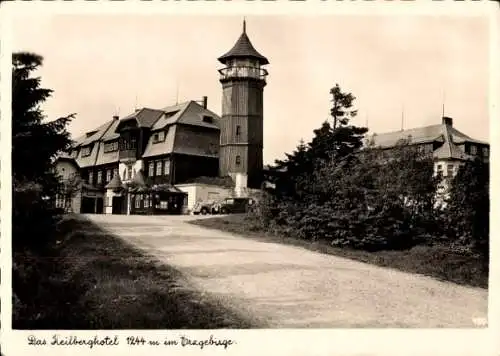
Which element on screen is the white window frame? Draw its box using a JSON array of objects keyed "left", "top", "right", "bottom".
[
  {"left": 164, "top": 159, "right": 170, "bottom": 175},
  {"left": 156, "top": 161, "right": 162, "bottom": 176}
]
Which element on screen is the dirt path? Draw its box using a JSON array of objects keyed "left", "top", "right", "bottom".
[{"left": 87, "top": 214, "right": 488, "bottom": 328}]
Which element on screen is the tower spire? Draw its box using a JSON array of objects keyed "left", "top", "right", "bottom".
[{"left": 243, "top": 17, "right": 246, "bottom": 34}]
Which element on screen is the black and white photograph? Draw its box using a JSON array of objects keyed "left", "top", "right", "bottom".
[{"left": 1, "top": 1, "right": 498, "bottom": 356}]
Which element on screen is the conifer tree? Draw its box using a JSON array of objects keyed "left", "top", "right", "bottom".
[{"left": 12, "top": 52, "right": 75, "bottom": 248}]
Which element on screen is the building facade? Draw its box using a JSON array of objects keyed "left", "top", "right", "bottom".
[
  {"left": 54, "top": 21, "right": 268, "bottom": 215},
  {"left": 368, "top": 116, "right": 489, "bottom": 172},
  {"left": 367, "top": 116, "right": 489, "bottom": 205}
]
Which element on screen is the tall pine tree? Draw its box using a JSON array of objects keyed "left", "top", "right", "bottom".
[{"left": 12, "top": 52, "right": 75, "bottom": 248}]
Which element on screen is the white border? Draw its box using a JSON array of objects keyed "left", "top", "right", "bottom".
[{"left": 1, "top": 1, "right": 498, "bottom": 356}]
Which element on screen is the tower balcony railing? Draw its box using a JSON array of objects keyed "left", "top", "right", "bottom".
[{"left": 219, "top": 66, "right": 268, "bottom": 81}]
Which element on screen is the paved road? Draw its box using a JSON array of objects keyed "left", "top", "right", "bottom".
[{"left": 87, "top": 214, "right": 488, "bottom": 328}]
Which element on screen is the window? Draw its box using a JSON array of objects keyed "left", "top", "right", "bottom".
[
  {"left": 164, "top": 159, "right": 170, "bottom": 175},
  {"left": 81, "top": 145, "right": 92, "bottom": 157},
  {"left": 127, "top": 165, "right": 133, "bottom": 180},
  {"left": 97, "top": 171, "right": 102, "bottom": 184},
  {"left": 235, "top": 155, "right": 241, "bottom": 165},
  {"left": 483, "top": 147, "right": 489, "bottom": 157},
  {"left": 106, "top": 169, "right": 112, "bottom": 183},
  {"left": 122, "top": 169, "right": 126, "bottom": 180},
  {"left": 235, "top": 125, "right": 241, "bottom": 137},
  {"left": 104, "top": 141, "right": 118, "bottom": 153},
  {"left": 122, "top": 138, "right": 137, "bottom": 151},
  {"left": 164, "top": 110, "right": 179, "bottom": 119},
  {"left": 156, "top": 161, "right": 162, "bottom": 176},
  {"left": 88, "top": 171, "right": 94, "bottom": 184},
  {"left": 144, "top": 195, "right": 150, "bottom": 208},
  {"left": 153, "top": 131, "right": 165, "bottom": 144},
  {"left": 113, "top": 168, "right": 118, "bottom": 178},
  {"left": 470, "top": 145, "right": 477, "bottom": 155},
  {"left": 135, "top": 196, "right": 140, "bottom": 208},
  {"left": 130, "top": 137, "right": 137, "bottom": 150},
  {"left": 149, "top": 162, "right": 155, "bottom": 177},
  {"left": 436, "top": 164, "right": 443, "bottom": 176},
  {"left": 447, "top": 164, "right": 454, "bottom": 177},
  {"left": 202, "top": 116, "right": 213, "bottom": 124}
]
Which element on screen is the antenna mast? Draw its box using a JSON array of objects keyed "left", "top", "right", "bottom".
[
  {"left": 176, "top": 80, "right": 180, "bottom": 105},
  {"left": 401, "top": 104, "right": 405, "bottom": 131},
  {"left": 442, "top": 90, "right": 446, "bottom": 117}
]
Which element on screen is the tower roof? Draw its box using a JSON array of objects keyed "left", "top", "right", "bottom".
[
  {"left": 218, "top": 20, "right": 269, "bottom": 65},
  {"left": 105, "top": 172, "right": 123, "bottom": 190}
]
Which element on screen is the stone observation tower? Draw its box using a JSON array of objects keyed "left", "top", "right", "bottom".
[{"left": 218, "top": 19, "right": 269, "bottom": 189}]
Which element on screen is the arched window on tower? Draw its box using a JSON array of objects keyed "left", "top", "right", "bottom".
[{"left": 235, "top": 155, "right": 241, "bottom": 166}]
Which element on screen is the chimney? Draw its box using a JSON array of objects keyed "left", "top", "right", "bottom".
[
  {"left": 112, "top": 115, "right": 119, "bottom": 121},
  {"left": 442, "top": 116, "right": 453, "bottom": 127},
  {"left": 202, "top": 96, "right": 208, "bottom": 109}
]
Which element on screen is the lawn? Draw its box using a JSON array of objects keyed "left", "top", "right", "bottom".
[
  {"left": 12, "top": 215, "right": 257, "bottom": 329},
  {"left": 189, "top": 214, "right": 488, "bottom": 289}
]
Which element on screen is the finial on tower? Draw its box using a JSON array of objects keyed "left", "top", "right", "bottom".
[{"left": 243, "top": 18, "right": 246, "bottom": 34}]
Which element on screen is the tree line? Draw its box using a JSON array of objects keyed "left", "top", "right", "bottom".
[{"left": 255, "top": 84, "right": 489, "bottom": 261}]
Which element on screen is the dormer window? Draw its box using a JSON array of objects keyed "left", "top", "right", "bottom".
[
  {"left": 470, "top": 145, "right": 477, "bottom": 155},
  {"left": 153, "top": 131, "right": 165, "bottom": 144},
  {"left": 203, "top": 116, "right": 214, "bottom": 124},
  {"left": 164, "top": 110, "right": 179, "bottom": 119},
  {"left": 81, "top": 145, "right": 92, "bottom": 157},
  {"left": 104, "top": 141, "right": 118, "bottom": 153}
]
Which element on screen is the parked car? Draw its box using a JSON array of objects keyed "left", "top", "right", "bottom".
[
  {"left": 211, "top": 197, "right": 256, "bottom": 214},
  {"left": 192, "top": 200, "right": 216, "bottom": 215}
]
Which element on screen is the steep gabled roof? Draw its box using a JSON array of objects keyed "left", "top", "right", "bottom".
[
  {"left": 368, "top": 124, "right": 444, "bottom": 148},
  {"left": 366, "top": 118, "right": 488, "bottom": 161},
  {"left": 447, "top": 126, "right": 488, "bottom": 145},
  {"left": 434, "top": 123, "right": 474, "bottom": 160},
  {"left": 101, "top": 118, "right": 121, "bottom": 142},
  {"left": 120, "top": 108, "right": 164, "bottom": 128},
  {"left": 175, "top": 101, "right": 220, "bottom": 130},
  {"left": 151, "top": 102, "right": 191, "bottom": 131},
  {"left": 105, "top": 173, "right": 123, "bottom": 189},
  {"left": 76, "top": 119, "right": 115, "bottom": 147},
  {"left": 131, "top": 169, "right": 148, "bottom": 187},
  {"left": 218, "top": 21, "right": 269, "bottom": 65}
]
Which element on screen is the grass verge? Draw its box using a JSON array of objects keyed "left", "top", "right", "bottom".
[
  {"left": 189, "top": 214, "right": 488, "bottom": 289},
  {"left": 13, "top": 215, "right": 257, "bottom": 329}
]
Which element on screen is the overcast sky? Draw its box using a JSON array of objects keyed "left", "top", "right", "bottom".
[{"left": 12, "top": 14, "right": 490, "bottom": 164}]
